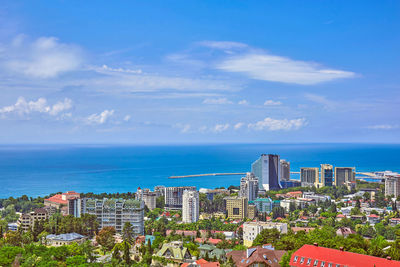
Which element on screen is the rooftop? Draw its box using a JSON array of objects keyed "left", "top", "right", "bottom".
[{"left": 46, "top": 233, "right": 85, "bottom": 241}]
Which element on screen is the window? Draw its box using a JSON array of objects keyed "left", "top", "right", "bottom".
[
  {"left": 336, "top": 265, "right": 341, "bottom": 267},
  {"left": 321, "top": 262, "right": 325, "bottom": 267},
  {"left": 294, "top": 256, "right": 298, "bottom": 263},
  {"left": 328, "top": 263, "right": 332, "bottom": 267},
  {"left": 233, "top": 208, "right": 240, "bottom": 215},
  {"left": 314, "top": 260, "right": 319, "bottom": 266},
  {"left": 300, "top": 257, "right": 305, "bottom": 264},
  {"left": 307, "top": 258, "right": 312, "bottom": 265}
]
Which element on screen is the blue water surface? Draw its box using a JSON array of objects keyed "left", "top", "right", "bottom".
[{"left": 0, "top": 144, "right": 399, "bottom": 198}]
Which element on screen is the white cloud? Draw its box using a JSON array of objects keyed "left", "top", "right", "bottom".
[
  {"left": 174, "top": 123, "right": 192, "bottom": 133},
  {"left": 198, "top": 41, "right": 248, "bottom": 50},
  {"left": 86, "top": 110, "right": 114, "bottom": 125},
  {"left": 248, "top": 117, "right": 306, "bottom": 131},
  {"left": 213, "top": 123, "right": 230, "bottom": 133},
  {"left": 203, "top": 98, "right": 233, "bottom": 105},
  {"left": 367, "top": 124, "right": 399, "bottom": 130},
  {"left": 304, "top": 93, "right": 337, "bottom": 110},
  {"left": 123, "top": 115, "right": 131, "bottom": 122},
  {"left": 216, "top": 52, "right": 356, "bottom": 85},
  {"left": 264, "top": 100, "right": 282, "bottom": 106},
  {"left": 49, "top": 98, "right": 73, "bottom": 115},
  {"left": 100, "top": 64, "right": 142, "bottom": 74},
  {"left": 0, "top": 97, "right": 73, "bottom": 117},
  {"left": 2, "top": 35, "right": 83, "bottom": 78},
  {"left": 234, "top": 122, "right": 244, "bottom": 130},
  {"left": 238, "top": 100, "right": 249, "bottom": 105}
]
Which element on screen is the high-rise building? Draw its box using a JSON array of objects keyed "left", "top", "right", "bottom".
[
  {"left": 68, "top": 198, "right": 81, "bottom": 217},
  {"left": 251, "top": 154, "right": 282, "bottom": 191},
  {"left": 300, "top": 167, "right": 319, "bottom": 187},
  {"left": 154, "top": 185, "right": 166, "bottom": 197},
  {"left": 225, "top": 196, "right": 248, "bottom": 220},
  {"left": 280, "top": 160, "right": 291, "bottom": 181},
  {"left": 239, "top": 172, "right": 259, "bottom": 201},
  {"left": 136, "top": 187, "right": 157, "bottom": 210},
  {"left": 81, "top": 198, "right": 144, "bottom": 234},
  {"left": 320, "top": 164, "right": 333, "bottom": 187},
  {"left": 385, "top": 176, "right": 400, "bottom": 197},
  {"left": 164, "top": 186, "right": 196, "bottom": 210},
  {"left": 250, "top": 198, "right": 273, "bottom": 214},
  {"left": 334, "top": 167, "right": 356, "bottom": 186},
  {"left": 182, "top": 190, "right": 199, "bottom": 223}
]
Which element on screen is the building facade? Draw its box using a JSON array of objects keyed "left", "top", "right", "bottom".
[
  {"left": 165, "top": 186, "right": 196, "bottom": 210},
  {"left": 300, "top": 167, "right": 319, "bottom": 187},
  {"left": 280, "top": 159, "right": 290, "bottom": 181},
  {"left": 182, "top": 190, "right": 199, "bottom": 223},
  {"left": 225, "top": 196, "right": 248, "bottom": 220},
  {"left": 81, "top": 198, "right": 144, "bottom": 235},
  {"left": 319, "top": 164, "right": 333, "bottom": 187},
  {"left": 136, "top": 188, "right": 157, "bottom": 210},
  {"left": 239, "top": 172, "right": 259, "bottom": 202},
  {"left": 250, "top": 198, "right": 273, "bottom": 214},
  {"left": 385, "top": 176, "right": 400, "bottom": 197},
  {"left": 243, "top": 221, "right": 288, "bottom": 247},
  {"left": 17, "top": 208, "right": 49, "bottom": 232},
  {"left": 251, "top": 154, "right": 282, "bottom": 191},
  {"left": 335, "top": 167, "right": 356, "bottom": 186}
]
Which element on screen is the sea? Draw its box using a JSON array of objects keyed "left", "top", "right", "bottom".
[{"left": 0, "top": 143, "right": 399, "bottom": 199}]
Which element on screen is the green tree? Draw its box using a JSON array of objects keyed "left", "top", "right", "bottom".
[
  {"left": 252, "top": 228, "right": 280, "bottom": 246},
  {"left": 122, "top": 222, "right": 134, "bottom": 244},
  {"left": 96, "top": 226, "right": 116, "bottom": 251},
  {"left": 123, "top": 240, "right": 131, "bottom": 264},
  {"left": 65, "top": 255, "right": 86, "bottom": 266}
]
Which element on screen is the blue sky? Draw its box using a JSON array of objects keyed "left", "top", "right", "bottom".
[{"left": 0, "top": 1, "right": 399, "bottom": 143}]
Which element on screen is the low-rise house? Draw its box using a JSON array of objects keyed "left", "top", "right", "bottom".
[
  {"left": 7, "top": 223, "right": 18, "bottom": 231},
  {"left": 290, "top": 244, "right": 400, "bottom": 267},
  {"left": 166, "top": 230, "right": 197, "bottom": 237},
  {"left": 336, "top": 227, "right": 356, "bottom": 237},
  {"left": 46, "top": 233, "right": 86, "bottom": 246},
  {"left": 350, "top": 215, "right": 364, "bottom": 221},
  {"left": 181, "top": 259, "right": 220, "bottom": 267},
  {"left": 227, "top": 246, "right": 286, "bottom": 267},
  {"left": 389, "top": 218, "right": 400, "bottom": 226},
  {"left": 198, "top": 244, "right": 231, "bottom": 261},
  {"left": 155, "top": 241, "right": 192, "bottom": 263},
  {"left": 302, "top": 192, "right": 331, "bottom": 203},
  {"left": 291, "top": 227, "right": 315, "bottom": 234},
  {"left": 340, "top": 207, "right": 353, "bottom": 216},
  {"left": 336, "top": 214, "right": 346, "bottom": 221},
  {"left": 367, "top": 214, "right": 381, "bottom": 224},
  {"left": 243, "top": 221, "right": 288, "bottom": 247},
  {"left": 295, "top": 198, "right": 316, "bottom": 209}
]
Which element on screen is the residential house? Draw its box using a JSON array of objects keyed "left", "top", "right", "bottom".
[{"left": 227, "top": 246, "right": 286, "bottom": 267}]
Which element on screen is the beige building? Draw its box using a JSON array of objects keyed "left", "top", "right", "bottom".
[
  {"left": 136, "top": 188, "right": 157, "bottom": 210},
  {"left": 17, "top": 208, "right": 49, "bottom": 231},
  {"left": 335, "top": 167, "right": 356, "bottom": 186},
  {"left": 385, "top": 176, "right": 400, "bottom": 197},
  {"left": 182, "top": 190, "right": 199, "bottom": 223},
  {"left": 248, "top": 204, "right": 256, "bottom": 219},
  {"left": 225, "top": 196, "right": 248, "bottom": 220},
  {"left": 300, "top": 167, "right": 319, "bottom": 187},
  {"left": 243, "top": 221, "right": 288, "bottom": 247}
]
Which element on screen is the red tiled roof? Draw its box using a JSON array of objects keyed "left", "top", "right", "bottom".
[
  {"left": 336, "top": 214, "right": 345, "bottom": 218},
  {"left": 45, "top": 194, "right": 67, "bottom": 205},
  {"left": 290, "top": 244, "right": 400, "bottom": 267},
  {"left": 181, "top": 259, "right": 220, "bottom": 267},
  {"left": 369, "top": 214, "right": 380, "bottom": 218},
  {"left": 207, "top": 238, "right": 222, "bottom": 245}
]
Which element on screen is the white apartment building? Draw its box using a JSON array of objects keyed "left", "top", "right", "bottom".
[
  {"left": 243, "top": 221, "right": 288, "bottom": 247},
  {"left": 182, "top": 190, "right": 199, "bottom": 223}
]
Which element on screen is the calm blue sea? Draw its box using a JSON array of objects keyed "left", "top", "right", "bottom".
[{"left": 0, "top": 144, "right": 399, "bottom": 198}]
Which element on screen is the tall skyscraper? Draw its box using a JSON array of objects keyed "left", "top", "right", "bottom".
[
  {"left": 251, "top": 154, "right": 282, "bottom": 191},
  {"left": 300, "top": 167, "right": 319, "bottom": 187},
  {"left": 385, "top": 176, "right": 400, "bottom": 197},
  {"left": 182, "top": 190, "right": 199, "bottom": 223},
  {"left": 136, "top": 187, "right": 157, "bottom": 210},
  {"left": 239, "top": 172, "right": 259, "bottom": 201},
  {"left": 334, "top": 167, "right": 356, "bottom": 186},
  {"left": 81, "top": 198, "right": 144, "bottom": 234},
  {"left": 164, "top": 186, "right": 197, "bottom": 210},
  {"left": 280, "top": 160, "right": 290, "bottom": 181},
  {"left": 320, "top": 164, "right": 333, "bottom": 187}
]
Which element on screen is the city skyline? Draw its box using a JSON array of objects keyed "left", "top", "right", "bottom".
[{"left": 0, "top": 1, "right": 399, "bottom": 144}]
